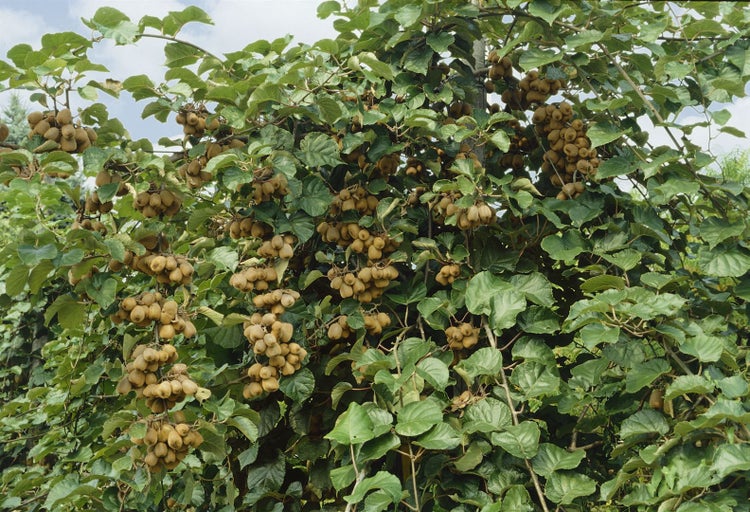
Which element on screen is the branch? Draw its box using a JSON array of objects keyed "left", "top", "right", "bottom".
[{"left": 484, "top": 322, "right": 550, "bottom": 512}]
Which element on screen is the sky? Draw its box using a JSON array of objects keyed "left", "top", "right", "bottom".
[{"left": 0, "top": 0, "right": 748, "bottom": 159}]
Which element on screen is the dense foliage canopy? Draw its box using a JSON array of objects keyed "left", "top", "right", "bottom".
[{"left": 2, "top": 1, "right": 750, "bottom": 511}]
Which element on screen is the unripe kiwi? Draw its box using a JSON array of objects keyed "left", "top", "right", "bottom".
[
  {"left": 159, "top": 323, "right": 176, "bottom": 340},
  {"left": 130, "top": 305, "right": 147, "bottom": 323},
  {"left": 261, "top": 377, "right": 279, "bottom": 393},
  {"left": 244, "top": 382, "right": 263, "bottom": 398},
  {"left": 61, "top": 124, "right": 76, "bottom": 140},
  {"left": 56, "top": 108, "right": 73, "bottom": 125},
  {"left": 181, "top": 379, "right": 198, "bottom": 395},
  {"left": 27, "top": 111, "right": 44, "bottom": 125},
  {"left": 116, "top": 377, "right": 132, "bottom": 394}
]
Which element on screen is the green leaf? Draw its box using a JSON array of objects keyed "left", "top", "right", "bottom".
[
  {"left": 580, "top": 275, "right": 626, "bottom": 293},
  {"left": 395, "top": 399, "right": 443, "bottom": 437},
  {"left": 207, "top": 246, "right": 238, "bottom": 271},
  {"left": 619, "top": 409, "right": 669, "bottom": 441},
  {"left": 587, "top": 122, "right": 624, "bottom": 148},
  {"left": 463, "top": 397, "right": 512, "bottom": 433},
  {"left": 5, "top": 265, "right": 29, "bottom": 296},
  {"left": 544, "top": 471, "right": 597, "bottom": 504},
  {"left": 491, "top": 421, "right": 540, "bottom": 459},
  {"left": 415, "top": 422, "right": 461, "bottom": 450},
  {"left": 203, "top": 151, "right": 238, "bottom": 175},
  {"left": 359, "top": 433, "right": 400, "bottom": 463},
  {"left": 510, "top": 362, "right": 560, "bottom": 398},
  {"left": 565, "top": 30, "right": 604, "bottom": 49},
  {"left": 519, "top": 48, "right": 563, "bottom": 70},
  {"left": 528, "top": 0, "right": 569, "bottom": 25},
  {"left": 227, "top": 416, "right": 259, "bottom": 442},
  {"left": 279, "top": 368, "right": 315, "bottom": 402},
  {"left": 595, "top": 154, "right": 638, "bottom": 179},
  {"left": 416, "top": 357, "right": 450, "bottom": 390},
  {"left": 394, "top": 4, "right": 422, "bottom": 27},
  {"left": 465, "top": 271, "right": 507, "bottom": 315},
  {"left": 84, "top": 275, "right": 118, "bottom": 308},
  {"left": 454, "top": 442, "right": 485, "bottom": 471},
  {"left": 325, "top": 402, "right": 376, "bottom": 445},
  {"left": 426, "top": 32, "right": 454, "bottom": 53},
  {"left": 298, "top": 175, "right": 334, "bottom": 216},
  {"left": 456, "top": 347, "right": 503, "bottom": 380},
  {"left": 532, "top": 444, "right": 585, "bottom": 477},
  {"left": 679, "top": 332, "right": 724, "bottom": 363},
  {"left": 358, "top": 52, "right": 395, "bottom": 81},
  {"left": 698, "top": 246, "right": 750, "bottom": 277},
  {"left": 299, "top": 132, "right": 341, "bottom": 168},
  {"left": 29, "top": 261, "right": 54, "bottom": 294},
  {"left": 624, "top": 358, "right": 671, "bottom": 393},
  {"left": 511, "top": 273, "right": 555, "bottom": 307},
  {"left": 317, "top": 0, "right": 340, "bottom": 19},
  {"left": 489, "top": 131, "right": 511, "bottom": 152},
  {"left": 344, "top": 471, "right": 401, "bottom": 505},
  {"left": 665, "top": 375, "right": 715, "bottom": 401},
  {"left": 87, "top": 7, "right": 138, "bottom": 44},
  {"left": 541, "top": 230, "right": 586, "bottom": 261},
  {"left": 17, "top": 243, "right": 58, "bottom": 266},
  {"left": 316, "top": 96, "right": 343, "bottom": 124},
  {"left": 713, "top": 444, "right": 750, "bottom": 479}
]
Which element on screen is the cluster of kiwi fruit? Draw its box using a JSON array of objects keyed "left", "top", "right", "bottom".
[
  {"left": 435, "top": 263, "right": 461, "bottom": 286},
  {"left": 498, "top": 121, "right": 538, "bottom": 172},
  {"left": 453, "top": 144, "right": 483, "bottom": 173},
  {"left": 178, "top": 155, "right": 213, "bottom": 189},
  {"left": 533, "top": 102, "right": 599, "bottom": 199},
  {"left": 227, "top": 215, "right": 272, "bottom": 239},
  {"left": 26, "top": 108, "right": 97, "bottom": 153},
  {"left": 72, "top": 216, "right": 107, "bottom": 235},
  {"left": 329, "top": 185, "right": 379, "bottom": 217},
  {"left": 363, "top": 311, "right": 391, "bottom": 335},
  {"left": 229, "top": 265, "right": 279, "bottom": 292},
  {"left": 175, "top": 104, "right": 219, "bottom": 138},
  {"left": 432, "top": 192, "right": 496, "bottom": 229},
  {"left": 501, "top": 70, "right": 565, "bottom": 110},
  {"left": 119, "top": 251, "right": 195, "bottom": 286},
  {"left": 110, "top": 292, "right": 197, "bottom": 340},
  {"left": 316, "top": 222, "right": 396, "bottom": 261},
  {"left": 177, "top": 138, "right": 244, "bottom": 188},
  {"left": 116, "top": 344, "right": 175, "bottom": 396},
  {"left": 242, "top": 322, "right": 308, "bottom": 399},
  {"left": 373, "top": 153, "right": 400, "bottom": 178},
  {"left": 84, "top": 170, "right": 128, "bottom": 214},
  {"left": 131, "top": 414, "right": 204, "bottom": 472},
  {"left": 327, "top": 315, "right": 353, "bottom": 341},
  {"left": 340, "top": 146, "right": 368, "bottom": 170},
  {"left": 251, "top": 288, "right": 300, "bottom": 315},
  {"left": 405, "top": 157, "right": 426, "bottom": 177},
  {"left": 140, "top": 363, "right": 200, "bottom": 413},
  {"left": 447, "top": 100, "right": 474, "bottom": 120},
  {"left": 445, "top": 322, "right": 480, "bottom": 350},
  {"left": 134, "top": 183, "right": 182, "bottom": 218},
  {"left": 257, "top": 234, "right": 295, "bottom": 260},
  {"left": 250, "top": 169, "right": 290, "bottom": 204},
  {"left": 327, "top": 263, "right": 399, "bottom": 303},
  {"left": 487, "top": 50, "right": 514, "bottom": 82}
]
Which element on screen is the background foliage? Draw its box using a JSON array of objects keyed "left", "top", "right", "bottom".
[{"left": 2, "top": 1, "right": 750, "bottom": 511}]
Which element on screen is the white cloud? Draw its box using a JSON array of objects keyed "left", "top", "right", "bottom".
[
  {"left": 70, "top": 0, "right": 186, "bottom": 24},
  {"left": 0, "top": 7, "right": 50, "bottom": 49},
  {"left": 191, "top": 0, "right": 336, "bottom": 54}
]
